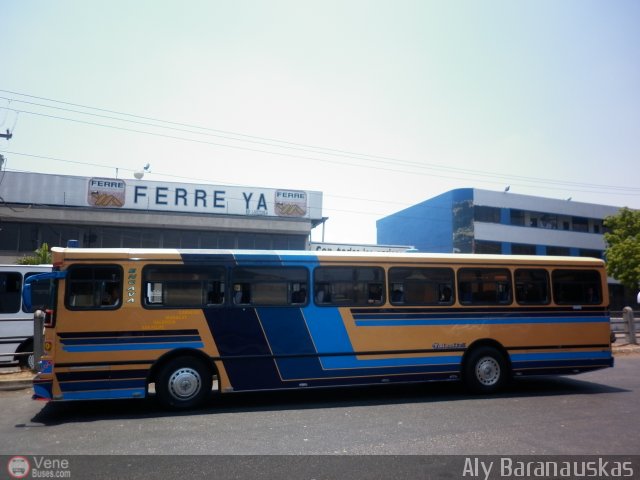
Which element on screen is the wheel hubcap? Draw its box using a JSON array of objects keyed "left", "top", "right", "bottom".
[
  {"left": 168, "top": 367, "right": 202, "bottom": 400},
  {"left": 476, "top": 357, "right": 500, "bottom": 386}
]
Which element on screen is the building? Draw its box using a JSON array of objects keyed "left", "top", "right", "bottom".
[
  {"left": 0, "top": 171, "right": 323, "bottom": 262},
  {"left": 377, "top": 188, "right": 634, "bottom": 309},
  {"left": 377, "top": 188, "right": 620, "bottom": 256}
]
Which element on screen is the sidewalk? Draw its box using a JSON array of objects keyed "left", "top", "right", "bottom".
[
  {"left": 2, "top": 343, "right": 639, "bottom": 391},
  {"left": 612, "top": 342, "right": 640, "bottom": 354},
  {"left": 0, "top": 366, "right": 35, "bottom": 391}
]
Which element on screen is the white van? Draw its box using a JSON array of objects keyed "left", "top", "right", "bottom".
[{"left": 0, "top": 265, "right": 51, "bottom": 369}]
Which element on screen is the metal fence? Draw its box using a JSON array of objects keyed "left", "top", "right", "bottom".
[{"left": 611, "top": 308, "right": 639, "bottom": 344}]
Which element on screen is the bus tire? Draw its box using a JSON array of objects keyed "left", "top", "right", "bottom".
[
  {"left": 156, "top": 356, "right": 212, "bottom": 410},
  {"left": 464, "top": 346, "right": 508, "bottom": 394}
]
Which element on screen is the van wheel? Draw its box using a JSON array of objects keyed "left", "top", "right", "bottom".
[
  {"left": 464, "top": 346, "right": 508, "bottom": 394},
  {"left": 17, "top": 340, "right": 35, "bottom": 370},
  {"left": 156, "top": 356, "right": 212, "bottom": 410}
]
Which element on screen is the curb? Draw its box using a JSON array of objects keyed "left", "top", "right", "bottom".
[
  {"left": 0, "top": 379, "right": 34, "bottom": 391},
  {"left": 613, "top": 345, "right": 640, "bottom": 354},
  {"left": 0, "top": 367, "right": 35, "bottom": 391}
]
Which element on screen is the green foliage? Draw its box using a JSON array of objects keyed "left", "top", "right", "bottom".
[
  {"left": 16, "top": 242, "right": 52, "bottom": 265},
  {"left": 604, "top": 208, "right": 640, "bottom": 290}
]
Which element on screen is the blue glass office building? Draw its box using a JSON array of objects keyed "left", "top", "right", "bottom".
[{"left": 377, "top": 188, "right": 620, "bottom": 258}]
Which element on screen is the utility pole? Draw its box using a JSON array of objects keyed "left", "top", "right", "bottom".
[{"left": 0, "top": 129, "right": 12, "bottom": 140}]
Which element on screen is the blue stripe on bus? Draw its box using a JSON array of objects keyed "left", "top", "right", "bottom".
[
  {"left": 315, "top": 354, "right": 463, "bottom": 369},
  {"left": 351, "top": 308, "right": 606, "bottom": 317},
  {"left": 62, "top": 388, "right": 146, "bottom": 401},
  {"left": 59, "top": 379, "right": 145, "bottom": 392},
  {"left": 58, "top": 329, "right": 200, "bottom": 338},
  {"left": 60, "top": 335, "right": 202, "bottom": 345},
  {"left": 62, "top": 341, "right": 204, "bottom": 352},
  {"left": 354, "top": 316, "right": 608, "bottom": 327},
  {"left": 255, "top": 307, "right": 316, "bottom": 355},
  {"left": 510, "top": 351, "right": 612, "bottom": 362},
  {"left": 510, "top": 351, "right": 614, "bottom": 372},
  {"left": 33, "top": 382, "right": 53, "bottom": 400},
  {"left": 257, "top": 357, "right": 461, "bottom": 381}
]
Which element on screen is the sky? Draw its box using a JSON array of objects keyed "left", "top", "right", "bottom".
[{"left": 1, "top": 0, "right": 639, "bottom": 245}]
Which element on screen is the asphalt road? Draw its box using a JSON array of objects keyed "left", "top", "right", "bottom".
[{"left": 1, "top": 355, "right": 639, "bottom": 458}]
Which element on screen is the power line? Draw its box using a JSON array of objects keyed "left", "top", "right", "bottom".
[
  {"left": 0, "top": 90, "right": 385, "bottom": 161},
  {"left": 2, "top": 90, "right": 639, "bottom": 195},
  {"left": 7, "top": 106, "right": 640, "bottom": 199},
  {"left": 4, "top": 147, "right": 640, "bottom": 214}
]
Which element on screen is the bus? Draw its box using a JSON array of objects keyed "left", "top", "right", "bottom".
[
  {"left": 0, "top": 264, "right": 51, "bottom": 369},
  {"left": 23, "top": 247, "right": 613, "bottom": 409}
]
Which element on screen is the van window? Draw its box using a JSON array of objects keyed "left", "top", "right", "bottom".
[{"left": 0, "top": 272, "right": 22, "bottom": 313}]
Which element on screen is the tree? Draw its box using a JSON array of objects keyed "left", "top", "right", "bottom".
[
  {"left": 16, "top": 242, "right": 52, "bottom": 265},
  {"left": 604, "top": 208, "right": 640, "bottom": 291}
]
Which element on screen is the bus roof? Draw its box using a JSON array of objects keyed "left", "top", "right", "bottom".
[{"left": 50, "top": 247, "right": 605, "bottom": 268}]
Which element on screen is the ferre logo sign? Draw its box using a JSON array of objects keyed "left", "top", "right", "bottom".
[
  {"left": 80, "top": 177, "right": 319, "bottom": 219},
  {"left": 87, "top": 178, "right": 126, "bottom": 208},
  {"left": 275, "top": 190, "right": 307, "bottom": 217}
]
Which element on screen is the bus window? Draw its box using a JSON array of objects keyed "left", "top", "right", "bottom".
[
  {"left": 231, "top": 267, "right": 308, "bottom": 306},
  {"left": 314, "top": 267, "right": 385, "bottom": 306},
  {"left": 457, "top": 268, "right": 512, "bottom": 305},
  {"left": 0, "top": 272, "right": 22, "bottom": 313},
  {"left": 388, "top": 267, "right": 454, "bottom": 305},
  {"left": 552, "top": 269, "right": 602, "bottom": 305},
  {"left": 66, "top": 266, "right": 123, "bottom": 309},
  {"left": 515, "top": 269, "right": 550, "bottom": 305},
  {"left": 143, "top": 265, "right": 226, "bottom": 308}
]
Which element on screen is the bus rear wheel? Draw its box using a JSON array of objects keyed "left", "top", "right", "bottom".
[
  {"left": 156, "top": 356, "right": 213, "bottom": 410},
  {"left": 464, "top": 346, "right": 508, "bottom": 394}
]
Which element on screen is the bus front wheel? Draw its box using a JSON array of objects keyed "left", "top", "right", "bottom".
[
  {"left": 463, "top": 346, "right": 508, "bottom": 394},
  {"left": 155, "top": 356, "right": 213, "bottom": 410}
]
